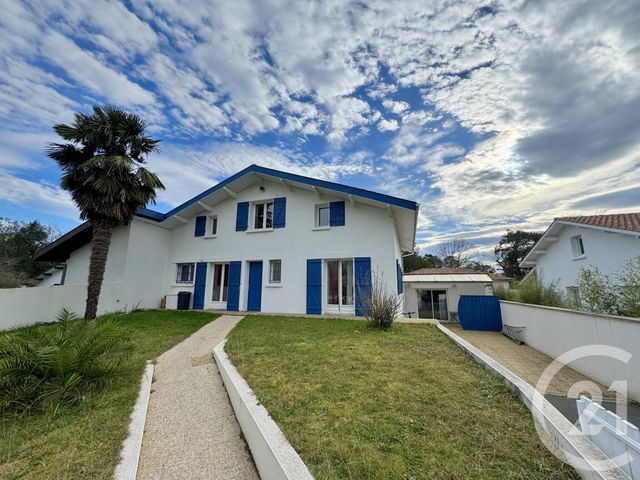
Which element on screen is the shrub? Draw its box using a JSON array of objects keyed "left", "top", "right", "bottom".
[
  {"left": 0, "top": 309, "right": 132, "bottom": 414},
  {"left": 618, "top": 257, "right": 640, "bottom": 318},
  {"left": 499, "top": 277, "right": 567, "bottom": 307},
  {"left": 361, "top": 271, "right": 402, "bottom": 330},
  {"left": 576, "top": 267, "right": 621, "bottom": 315}
]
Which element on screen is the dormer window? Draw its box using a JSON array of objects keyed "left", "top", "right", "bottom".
[{"left": 571, "top": 235, "right": 585, "bottom": 258}]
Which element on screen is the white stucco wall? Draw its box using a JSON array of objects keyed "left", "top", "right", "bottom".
[
  {"left": 403, "top": 281, "right": 488, "bottom": 318},
  {"left": 501, "top": 300, "right": 640, "bottom": 401},
  {"left": 535, "top": 225, "right": 640, "bottom": 291},
  {"left": 165, "top": 178, "right": 403, "bottom": 314}
]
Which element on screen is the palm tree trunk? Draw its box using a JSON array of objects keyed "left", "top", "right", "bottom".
[{"left": 84, "top": 219, "right": 113, "bottom": 320}]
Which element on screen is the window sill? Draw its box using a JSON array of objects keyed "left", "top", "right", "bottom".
[
  {"left": 265, "top": 283, "right": 283, "bottom": 288},
  {"left": 203, "top": 235, "right": 217, "bottom": 239},
  {"left": 246, "top": 228, "right": 274, "bottom": 234},
  {"left": 312, "top": 226, "right": 331, "bottom": 231},
  {"left": 172, "top": 283, "right": 194, "bottom": 287},
  {"left": 572, "top": 255, "right": 587, "bottom": 261}
]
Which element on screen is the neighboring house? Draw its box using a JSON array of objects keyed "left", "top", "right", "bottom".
[
  {"left": 403, "top": 268, "right": 493, "bottom": 320},
  {"left": 33, "top": 263, "right": 67, "bottom": 286},
  {"left": 34, "top": 165, "right": 418, "bottom": 316},
  {"left": 488, "top": 272, "right": 512, "bottom": 290},
  {"left": 520, "top": 213, "right": 640, "bottom": 297}
]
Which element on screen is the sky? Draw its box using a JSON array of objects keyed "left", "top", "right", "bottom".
[{"left": 1, "top": 0, "right": 640, "bottom": 261}]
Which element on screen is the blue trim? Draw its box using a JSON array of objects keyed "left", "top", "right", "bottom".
[
  {"left": 235, "top": 202, "right": 249, "bottom": 231},
  {"left": 354, "top": 257, "right": 372, "bottom": 317},
  {"left": 194, "top": 216, "right": 206, "bottom": 236},
  {"left": 273, "top": 197, "right": 286, "bottom": 228},
  {"left": 329, "top": 201, "right": 345, "bottom": 227},
  {"left": 134, "top": 164, "right": 417, "bottom": 222},
  {"left": 306, "top": 259, "right": 322, "bottom": 315},
  {"left": 193, "top": 262, "right": 207, "bottom": 310},
  {"left": 227, "top": 261, "right": 242, "bottom": 311}
]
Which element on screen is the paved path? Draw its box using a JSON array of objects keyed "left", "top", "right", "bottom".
[
  {"left": 137, "top": 315, "right": 258, "bottom": 480},
  {"left": 444, "top": 325, "right": 617, "bottom": 400}
]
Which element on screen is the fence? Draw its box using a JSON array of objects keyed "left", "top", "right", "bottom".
[
  {"left": 577, "top": 396, "right": 640, "bottom": 479},
  {"left": 500, "top": 300, "right": 640, "bottom": 402},
  {"left": 0, "top": 283, "right": 124, "bottom": 330}
]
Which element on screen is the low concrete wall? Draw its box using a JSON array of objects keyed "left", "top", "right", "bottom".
[
  {"left": 501, "top": 301, "right": 640, "bottom": 401},
  {"left": 213, "top": 340, "right": 314, "bottom": 480},
  {"left": 0, "top": 283, "right": 125, "bottom": 330}
]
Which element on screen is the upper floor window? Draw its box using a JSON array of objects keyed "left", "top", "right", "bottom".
[
  {"left": 254, "top": 201, "right": 273, "bottom": 229},
  {"left": 269, "top": 259, "right": 282, "bottom": 284},
  {"left": 176, "top": 263, "right": 194, "bottom": 284},
  {"left": 316, "top": 204, "right": 330, "bottom": 227},
  {"left": 209, "top": 215, "right": 218, "bottom": 236},
  {"left": 571, "top": 235, "right": 585, "bottom": 258}
]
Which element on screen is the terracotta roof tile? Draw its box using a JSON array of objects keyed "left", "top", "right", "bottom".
[{"left": 555, "top": 213, "right": 640, "bottom": 234}]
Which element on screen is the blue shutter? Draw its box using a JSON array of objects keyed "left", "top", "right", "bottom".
[
  {"left": 329, "top": 201, "right": 345, "bottom": 226},
  {"left": 227, "top": 261, "right": 242, "bottom": 311},
  {"left": 193, "top": 262, "right": 207, "bottom": 309},
  {"left": 273, "top": 197, "right": 286, "bottom": 228},
  {"left": 354, "top": 257, "right": 372, "bottom": 316},
  {"left": 194, "top": 216, "right": 206, "bottom": 237},
  {"left": 306, "top": 259, "right": 322, "bottom": 314},
  {"left": 235, "top": 202, "right": 249, "bottom": 231},
  {"left": 396, "top": 260, "right": 404, "bottom": 294}
]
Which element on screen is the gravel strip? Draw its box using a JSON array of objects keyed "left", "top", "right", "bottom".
[{"left": 136, "top": 315, "right": 258, "bottom": 480}]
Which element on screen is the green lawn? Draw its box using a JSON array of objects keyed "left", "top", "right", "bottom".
[
  {"left": 0, "top": 310, "right": 217, "bottom": 480},
  {"left": 226, "top": 316, "right": 579, "bottom": 480}
]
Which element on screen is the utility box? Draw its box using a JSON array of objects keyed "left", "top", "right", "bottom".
[{"left": 177, "top": 291, "right": 191, "bottom": 310}]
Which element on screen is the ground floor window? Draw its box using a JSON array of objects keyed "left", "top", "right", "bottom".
[
  {"left": 417, "top": 289, "right": 448, "bottom": 320},
  {"left": 327, "top": 259, "right": 354, "bottom": 310},
  {"left": 176, "top": 263, "right": 194, "bottom": 284},
  {"left": 269, "top": 259, "right": 281, "bottom": 283},
  {"left": 212, "top": 263, "right": 229, "bottom": 302}
]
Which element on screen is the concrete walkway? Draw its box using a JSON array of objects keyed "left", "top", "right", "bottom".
[
  {"left": 444, "top": 325, "right": 618, "bottom": 400},
  {"left": 137, "top": 315, "right": 258, "bottom": 480}
]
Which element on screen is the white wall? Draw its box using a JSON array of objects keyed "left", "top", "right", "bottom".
[
  {"left": 37, "top": 268, "right": 64, "bottom": 286},
  {"left": 536, "top": 225, "right": 640, "bottom": 291},
  {"left": 403, "top": 281, "right": 488, "bottom": 317},
  {"left": 501, "top": 300, "right": 640, "bottom": 401},
  {"left": 165, "top": 178, "right": 403, "bottom": 314},
  {"left": 0, "top": 283, "right": 124, "bottom": 330}
]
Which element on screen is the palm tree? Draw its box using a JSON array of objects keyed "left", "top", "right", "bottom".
[{"left": 47, "top": 105, "right": 164, "bottom": 319}]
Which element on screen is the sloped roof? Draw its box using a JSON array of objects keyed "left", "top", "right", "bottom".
[
  {"left": 554, "top": 213, "right": 640, "bottom": 234},
  {"left": 403, "top": 267, "right": 493, "bottom": 283},
  {"left": 488, "top": 272, "right": 512, "bottom": 281},
  {"left": 405, "top": 267, "right": 479, "bottom": 275}
]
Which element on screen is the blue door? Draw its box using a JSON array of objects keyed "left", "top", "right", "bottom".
[
  {"left": 193, "top": 262, "right": 207, "bottom": 310},
  {"left": 247, "top": 261, "right": 263, "bottom": 311}
]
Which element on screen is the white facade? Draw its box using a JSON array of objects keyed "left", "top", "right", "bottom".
[
  {"left": 35, "top": 166, "right": 416, "bottom": 317},
  {"left": 523, "top": 223, "right": 640, "bottom": 293}
]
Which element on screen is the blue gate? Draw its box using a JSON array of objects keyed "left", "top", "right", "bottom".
[{"left": 458, "top": 295, "right": 502, "bottom": 331}]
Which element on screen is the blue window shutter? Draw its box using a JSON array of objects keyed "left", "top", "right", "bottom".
[
  {"left": 227, "top": 261, "right": 242, "bottom": 311},
  {"left": 195, "top": 216, "right": 207, "bottom": 237},
  {"left": 235, "top": 202, "right": 249, "bottom": 231},
  {"left": 306, "top": 259, "right": 322, "bottom": 314},
  {"left": 193, "top": 262, "right": 207, "bottom": 309},
  {"left": 329, "top": 201, "right": 345, "bottom": 226},
  {"left": 354, "top": 257, "right": 372, "bottom": 316},
  {"left": 273, "top": 197, "right": 286, "bottom": 228},
  {"left": 396, "top": 260, "right": 404, "bottom": 294}
]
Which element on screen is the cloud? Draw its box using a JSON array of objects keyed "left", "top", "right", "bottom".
[{"left": 377, "top": 118, "right": 399, "bottom": 132}]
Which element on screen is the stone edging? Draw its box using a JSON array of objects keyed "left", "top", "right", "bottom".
[
  {"left": 213, "top": 340, "right": 315, "bottom": 480},
  {"left": 437, "top": 324, "right": 629, "bottom": 480},
  {"left": 113, "top": 361, "right": 154, "bottom": 480}
]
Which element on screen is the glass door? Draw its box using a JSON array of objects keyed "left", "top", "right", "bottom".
[
  {"left": 417, "top": 289, "right": 448, "bottom": 320},
  {"left": 211, "top": 263, "right": 229, "bottom": 305},
  {"left": 327, "top": 259, "right": 354, "bottom": 313}
]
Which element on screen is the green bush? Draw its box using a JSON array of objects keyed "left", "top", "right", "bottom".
[
  {"left": 499, "top": 277, "right": 567, "bottom": 308},
  {"left": 0, "top": 309, "right": 132, "bottom": 414},
  {"left": 361, "top": 271, "right": 402, "bottom": 330},
  {"left": 576, "top": 259, "right": 640, "bottom": 317}
]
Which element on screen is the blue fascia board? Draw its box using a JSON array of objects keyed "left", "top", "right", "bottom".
[{"left": 134, "top": 164, "right": 418, "bottom": 223}]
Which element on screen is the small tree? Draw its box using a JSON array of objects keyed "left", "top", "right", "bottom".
[
  {"left": 576, "top": 267, "right": 621, "bottom": 315},
  {"left": 360, "top": 270, "right": 402, "bottom": 330},
  {"left": 617, "top": 257, "right": 640, "bottom": 317}
]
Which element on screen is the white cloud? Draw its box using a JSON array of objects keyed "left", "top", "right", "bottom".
[
  {"left": 382, "top": 99, "right": 409, "bottom": 115},
  {"left": 377, "top": 118, "right": 399, "bottom": 132}
]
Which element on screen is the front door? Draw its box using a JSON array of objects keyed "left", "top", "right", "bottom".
[{"left": 247, "top": 261, "right": 263, "bottom": 311}]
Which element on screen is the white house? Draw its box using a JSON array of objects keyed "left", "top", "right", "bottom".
[
  {"left": 520, "top": 213, "right": 640, "bottom": 296},
  {"left": 403, "top": 268, "right": 494, "bottom": 320},
  {"left": 34, "top": 165, "right": 418, "bottom": 317}
]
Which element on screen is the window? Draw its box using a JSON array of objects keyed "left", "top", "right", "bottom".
[
  {"left": 254, "top": 201, "right": 273, "bottom": 229},
  {"left": 269, "top": 259, "right": 282, "bottom": 284},
  {"left": 176, "top": 263, "right": 194, "bottom": 284},
  {"left": 571, "top": 235, "right": 586, "bottom": 258},
  {"left": 212, "top": 263, "right": 229, "bottom": 302},
  {"left": 417, "top": 290, "right": 448, "bottom": 320},
  {"left": 327, "top": 259, "right": 354, "bottom": 310},
  {"left": 316, "top": 204, "right": 330, "bottom": 227},
  {"left": 209, "top": 215, "right": 218, "bottom": 236}
]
